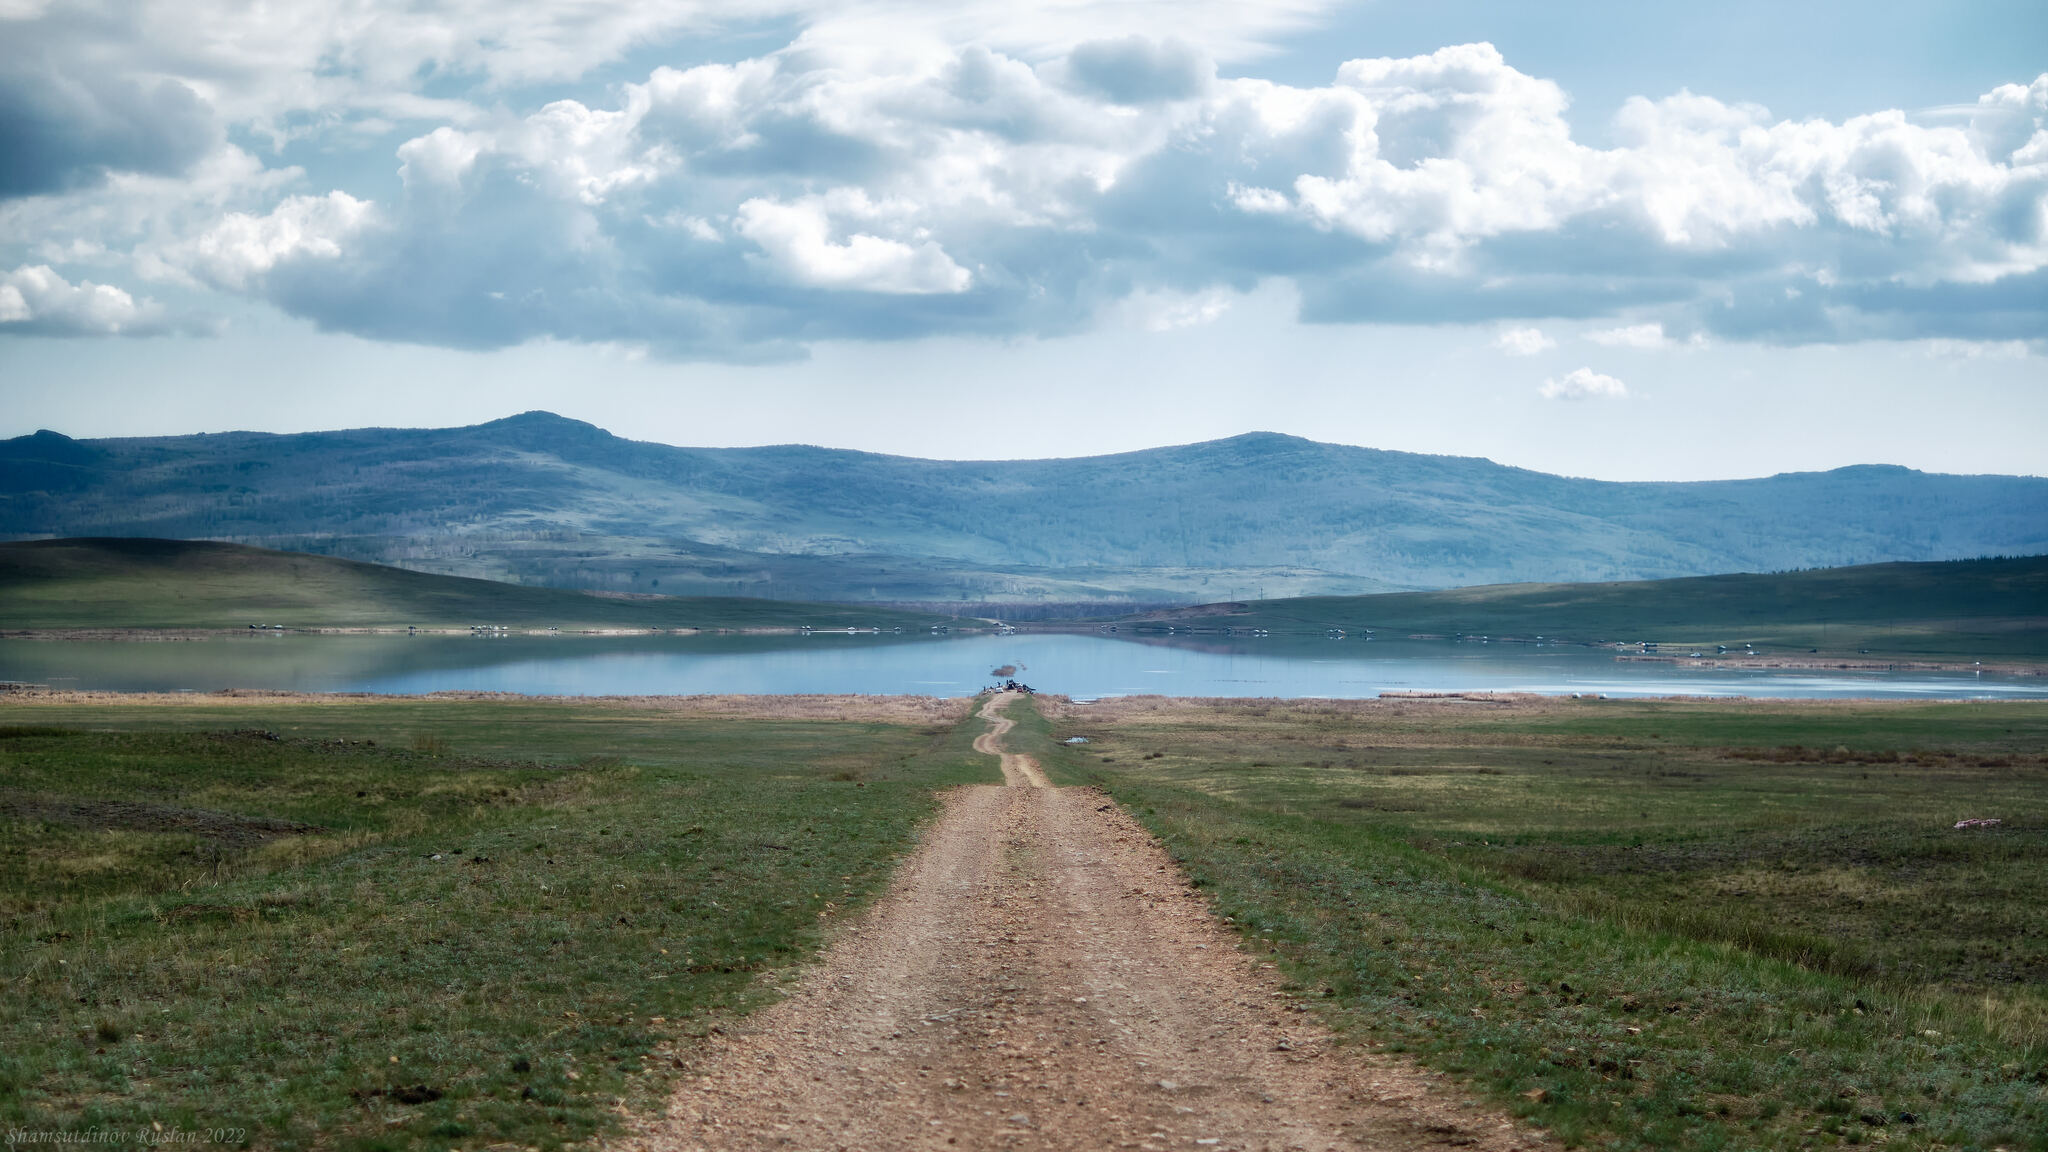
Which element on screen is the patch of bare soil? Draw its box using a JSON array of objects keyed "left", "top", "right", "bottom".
[
  {"left": 0, "top": 792, "right": 323, "bottom": 847},
  {"left": 626, "top": 697, "right": 1543, "bottom": 1152}
]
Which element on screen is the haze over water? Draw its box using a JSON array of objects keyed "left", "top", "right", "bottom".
[{"left": 4, "top": 633, "right": 2040, "bottom": 701}]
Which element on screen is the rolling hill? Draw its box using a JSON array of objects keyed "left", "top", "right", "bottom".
[
  {"left": 1118, "top": 556, "right": 2048, "bottom": 660},
  {"left": 0, "top": 538, "right": 967, "bottom": 631},
  {"left": 2, "top": 412, "right": 2044, "bottom": 604}
]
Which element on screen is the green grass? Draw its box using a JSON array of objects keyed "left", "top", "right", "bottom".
[
  {"left": 1024, "top": 695, "right": 2048, "bottom": 1150},
  {"left": 1121, "top": 556, "right": 2048, "bottom": 661},
  {"left": 0, "top": 696, "right": 996, "bottom": 1149},
  {"left": 0, "top": 538, "right": 974, "bottom": 631},
  {"left": 13, "top": 686, "right": 2047, "bottom": 1149}
]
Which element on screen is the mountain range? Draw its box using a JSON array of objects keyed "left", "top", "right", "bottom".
[{"left": 2, "top": 412, "right": 2044, "bottom": 605}]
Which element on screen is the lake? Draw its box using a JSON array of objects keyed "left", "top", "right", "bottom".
[{"left": 2, "top": 631, "right": 2042, "bottom": 700}]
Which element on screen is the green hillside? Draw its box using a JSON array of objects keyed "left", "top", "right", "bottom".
[
  {"left": 0, "top": 538, "right": 970, "bottom": 631},
  {"left": 3, "top": 413, "right": 2044, "bottom": 602},
  {"left": 1122, "top": 556, "right": 2048, "bottom": 660}
]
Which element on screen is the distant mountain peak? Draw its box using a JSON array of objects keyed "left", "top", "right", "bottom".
[
  {"left": 461, "top": 410, "right": 621, "bottom": 452},
  {"left": 1182, "top": 430, "right": 1331, "bottom": 459},
  {"left": 1, "top": 427, "right": 101, "bottom": 465},
  {"left": 470, "top": 410, "right": 605, "bottom": 433},
  {"left": 1216, "top": 431, "right": 1312, "bottom": 445}
]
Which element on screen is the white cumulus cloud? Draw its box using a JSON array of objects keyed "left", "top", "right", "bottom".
[
  {"left": 736, "top": 195, "right": 972, "bottom": 294},
  {"left": 1588, "top": 323, "right": 1669, "bottom": 349},
  {"left": 172, "top": 192, "right": 376, "bottom": 290},
  {"left": 1540, "top": 367, "right": 1629, "bottom": 401},
  {"left": 1495, "top": 326, "right": 1555, "bottom": 355},
  {"left": 0, "top": 264, "right": 162, "bottom": 335}
]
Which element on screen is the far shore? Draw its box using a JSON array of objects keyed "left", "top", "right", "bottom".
[
  {"left": 0, "top": 625, "right": 832, "bottom": 640},
  {"left": 3, "top": 624, "right": 2042, "bottom": 677},
  {"left": 1012, "top": 621, "right": 2048, "bottom": 677},
  {"left": 1610, "top": 652, "right": 2048, "bottom": 676}
]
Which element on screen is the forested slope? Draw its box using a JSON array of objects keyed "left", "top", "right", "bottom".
[
  {"left": 2, "top": 413, "right": 2042, "bottom": 601},
  {"left": 1127, "top": 556, "right": 2048, "bottom": 659}
]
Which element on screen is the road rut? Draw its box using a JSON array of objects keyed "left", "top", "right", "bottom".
[{"left": 631, "top": 694, "right": 1543, "bottom": 1152}]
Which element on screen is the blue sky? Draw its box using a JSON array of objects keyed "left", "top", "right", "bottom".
[{"left": 0, "top": 0, "right": 2042, "bottom": 479}]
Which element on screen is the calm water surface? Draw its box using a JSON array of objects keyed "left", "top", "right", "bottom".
[{"left": 1, "top": 632, "right": 2041, "bottom": 700}]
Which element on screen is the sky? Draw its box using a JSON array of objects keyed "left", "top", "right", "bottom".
[{"left": 0, "top": 0, "right": 2043, "bottom": 480}]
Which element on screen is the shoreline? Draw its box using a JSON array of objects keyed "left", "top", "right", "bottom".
[
  {"left": 0, "top": 686, "right": 978, "bottom": 722},
  {"left": 0, "top": 625, "right": 842, "bottom": 641},
  {"left": 4, "top": 625, "right": 2041, "bottom": 673},
  {"left": 1611, "top": 653, "right": 2048, "bottom": 676},
  {"left": 6, "top": 687, "right": 2047, "bottom": 709},
  {"left": 1017, "top": 623, "right": 2048, "bottom": 675}
]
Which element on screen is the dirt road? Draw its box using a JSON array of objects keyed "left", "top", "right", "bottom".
[
  {"left": 633, "top": 694, "right": 1541, "bottom": 1152},
  {"left": 971, "top": 694, "right": 1051, "bottom": 788}
]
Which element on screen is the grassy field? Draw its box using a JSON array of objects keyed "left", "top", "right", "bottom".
[
  {"left": 0, "top": 693, "right": 994, "bottom": 1149},
  {"left": 1117, "top": 556, "right": 2048, "bottom": 661},
  {"left": 9, "top": 688, "right": 2046, "bottom": 1151},
  {"left": 0, "top": 538, "right": 972, "bottom": 631},
  {"left": 1023, "top": 694, "right": 2048, "bottom": 1151}
]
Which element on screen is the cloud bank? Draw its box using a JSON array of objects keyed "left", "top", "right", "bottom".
[{"left": 0, "top": 1, "right": 2043, "bottom": 357}]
